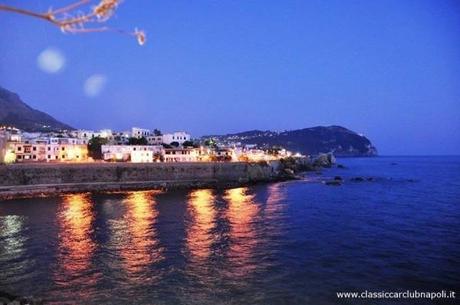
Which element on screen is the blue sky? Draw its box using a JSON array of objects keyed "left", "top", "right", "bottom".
[{"left": 1, "top": 0, "right": 459, "bottom": 155}]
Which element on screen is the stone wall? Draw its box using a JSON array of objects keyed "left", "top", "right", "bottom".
[{"left": 0, "top": 162, "right": 277, "bottom": 199}]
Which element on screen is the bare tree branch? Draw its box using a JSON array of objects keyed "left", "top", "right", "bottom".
[{"left": 0, "top": 0, "right": 146, "bottom": 45}]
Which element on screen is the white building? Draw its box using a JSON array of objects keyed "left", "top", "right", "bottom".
[
  {"left": 101, "top": 145, "right": 163, "bottom": 162},
  {"left": 131, "top": 150, "right": 154, "bottom": 163},
  {"left": 48, "top": 137, "right": 86, "bottom": 145},
  {"left": 71, "top": 129, "right": 116, "bottom": 144},
  {"left": 111, "top": 131, "right": 131, "bottom": 145},
  {"left": 72, "top": 129, "right": 99, "bottom": 143},
  {"left": 163, "top": 148, "right": 199, "bottom": 162},
  {"left": 147, "top": 135, "right": 163, "bottom": 145},
  {"left": 0, "top": 129, "right": 21, "bottom": 163},
  {"left": 131, "top": 127, "right": 151, "bottom": 139},
  {"left": 11, "top": 142, "right": 88, "bottom": 163},
  {"left": 162, "top": 131, "right": 191, "bottom": 145}
]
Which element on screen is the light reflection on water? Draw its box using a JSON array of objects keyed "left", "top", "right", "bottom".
[
  {"left": 120, "top": 191, "right": 163, "bottom": 275},
  {"left": 1, "top": 157, "right": 459, "bottom": 304},
  {"left": 0, "top": 215, "right": 25, "bottom": 257},
  {"left": 186, "top": 189, "right": 216, "bottom": 261},
  {"left": 108, "top": 190, "right": 164, "bottom": 285},
  {"left": 51, "top": 194, "right": 99, "bottom": 303},
  {"left": 0, "top": 215, "right": 31, "bottom": 288},
  {"left": 56, "top": 194, "right": 96, "bottom": 274},
  {"left": 224, "top": 187, "right": 260, "bottom": 277},
  {"left": 1, "top": 187, "right": 284, "bottom": 303}
]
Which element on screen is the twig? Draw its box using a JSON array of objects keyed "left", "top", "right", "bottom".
[{"left": 0, "top": 1, "right": 146, "bottom": 45}]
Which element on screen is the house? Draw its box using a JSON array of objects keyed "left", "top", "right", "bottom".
[
  {"left": 131, "top": 127, "right": 151, "bottom": 139},
  {"left": 71, "top": 129, "right": 114, "bottom": 144},
  {"left": 147, "top": 135, "right": 163, "bottom": 145},
  {"left": 163, "top": 148, "right": 198, "bottom": 162},
  {"left": 162, "top": 131, "right": 191, "bottom": 145},
  {"left": 211, "top": 148, "right": 234, "bottom": 161},
  {"left": 131, "top": 150, "right": 154, "bottom": 163},
  {"left": 72, "top": 129, "right": 99, "bottom": 144},
  {"left": 48, "top": 137, "right": 86, "bottom": 145},
  {"left": 45, "top": 144, "right": 88, "bottom": 162},
  {"left": 101, "top": 145, "right": 163, "bottom": 162},
  {"left": 110, "top": 131, "right": 131, "bottom": 145},
  {"left": 11, "top": 143, "right": 88, "bottom": 162}
]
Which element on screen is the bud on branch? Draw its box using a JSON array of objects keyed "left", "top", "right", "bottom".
[{"left": 0, "top": 0, "right": 146, "bottom": 45}]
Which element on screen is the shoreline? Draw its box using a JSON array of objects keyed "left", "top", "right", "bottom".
[
  {"left": 0, "top": 161, "right": 291, "bottom": 200},
  {"left": 0, "top": 177, "right": 288, "bottom": 201}
]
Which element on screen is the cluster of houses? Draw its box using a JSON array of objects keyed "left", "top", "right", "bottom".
[{"left": 0, "top": 126, "right": 297, "bottom": 164}]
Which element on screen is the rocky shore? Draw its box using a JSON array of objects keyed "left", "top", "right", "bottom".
[
  {"left": 0, "top": 291, "right": 42, "bottom": 305},
  {"left": 0, "top": 155, "right": 336, "bottom": 200}
]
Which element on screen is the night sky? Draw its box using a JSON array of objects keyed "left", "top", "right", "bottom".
[{"left": 1, "top": 0, "right": 459, "bottom": 155}]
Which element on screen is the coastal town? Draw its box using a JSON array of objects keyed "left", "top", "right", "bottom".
[{"left": 0, "top": 126, "right": 300, "bottom": 164}]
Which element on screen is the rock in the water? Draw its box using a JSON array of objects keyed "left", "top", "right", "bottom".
[
  {"left": 334, "top": 176, "right": 343, "bottom": 181},
  {"left": 313, "top": 153, "right": 336, "bottom": 168},
  {"left": 0, "top": 291, "right": 43, "bottom": 305},
  {"left": 350, "top": 177, "right": 365, "bottom": 182},
  {"left": 325, "top": 180, "right": 342, "bottom": 186}
]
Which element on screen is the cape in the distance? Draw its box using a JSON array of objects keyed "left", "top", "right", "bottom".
[{"left": 0, "top": 86, "right": 377, "bottom": 156}]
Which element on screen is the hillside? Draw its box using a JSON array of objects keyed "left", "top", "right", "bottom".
[
  {"left": 0, "top": 86, "right": 73, "bottom": 131},
  {"left": 204, "top": 126, "right": 377, "bottom": 156}
]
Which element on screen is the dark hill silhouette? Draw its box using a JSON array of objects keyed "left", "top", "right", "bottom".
[
  {"left": 204, "top": 126, "right": 377, "bottom": 156},
  {"left": 0, "top": 86, "right": 73, "bottom": 131}
]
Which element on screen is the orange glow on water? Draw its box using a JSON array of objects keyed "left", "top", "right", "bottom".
[
  {"left": 224, "top": 187, "right": 259, "bottom": 276},
  {"left": 56, "top": 193, "right": 96, "bottom": 276},
  {"left": 120, "top": 191, "right": 163, "bottom": 276},
  {"left": 186, "top": 189, "right": 216, "bottom": 260}
]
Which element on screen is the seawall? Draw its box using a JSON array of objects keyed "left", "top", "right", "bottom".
[{"left": 0, "top": 162, "right": 280, "bottom": 200}]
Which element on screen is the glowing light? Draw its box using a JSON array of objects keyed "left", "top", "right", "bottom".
[
  {"left": 84, "top": 74, "right": 107, "bottom": 97},
  {"left": 224, "top": 187, "right": 259, "bottom": 276},
  {"left": 186, "top": 189, "right": 216, "bottom": 260},
  {"left": 4, "top": 149, "right": 16, "bottom": 163},
  {"left": 37, "top": 47, "right": 65, "bottom": 73},
  {"left": 0, "top": 215, "right": 25, "bottom": 256},
  {"left": 56, "top": 194, "right": 96, "bottom": 276},
  {"left": 119, "top": 191, "right": 163, "bottom": 277}
]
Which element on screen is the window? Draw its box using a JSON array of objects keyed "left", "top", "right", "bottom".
[
  {"left": 33, "top": 146, "right": 37, "bottom": 151},
  {"left": 48, "top": 155, "right": 51, "bottom": 159},
  {"left": 62, "top": 155, "right": 65, "bottom": 159},
  {"left": 33, "top": 155, "right": 36, "bottom": 159},
  {"left": 48, "top": 147, "right": 51, "bottom": 151},
  {"left": 18, "top": 147, "right": 22, "bottom": 151},
  {"left": 62, "top": 147, "right": 65, "bottom": 151}
]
